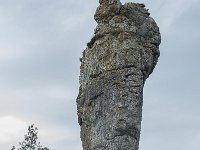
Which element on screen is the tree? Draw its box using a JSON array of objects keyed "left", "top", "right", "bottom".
[{"left": 12, "top": 124, "right": 49, "bottom": 150}]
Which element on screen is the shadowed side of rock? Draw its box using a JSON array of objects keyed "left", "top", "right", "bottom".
[{"left": 77, "top": 0, "right": 161, "bottom": 149}]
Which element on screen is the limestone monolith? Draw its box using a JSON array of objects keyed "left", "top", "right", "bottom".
[{"left": 77, "top": 0, "right": 161, "bottom": 149}]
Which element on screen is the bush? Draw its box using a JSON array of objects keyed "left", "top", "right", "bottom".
[{"left": 12, "top": 124, "right": 49, "bottom": 150}]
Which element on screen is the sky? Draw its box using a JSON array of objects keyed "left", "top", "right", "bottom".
[{"left": 0, "top": 0, "right": 199, "bottom": 149}]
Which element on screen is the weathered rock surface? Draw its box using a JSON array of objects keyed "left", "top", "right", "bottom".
[{"left": 77, "top": 0, "right": 161, "bottom": 149}]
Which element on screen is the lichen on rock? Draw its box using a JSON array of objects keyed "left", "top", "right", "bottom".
[{"left": 77, "top": 0, "right": 161, "bottom": 149}]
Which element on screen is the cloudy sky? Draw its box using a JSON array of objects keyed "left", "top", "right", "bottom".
[{"left": 0, "top": 0, "right": 199, "bottom": 149}]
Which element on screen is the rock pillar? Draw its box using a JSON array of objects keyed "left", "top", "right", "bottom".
[{"left": 77, "top": 0, "right": 161, "bottom": 149}]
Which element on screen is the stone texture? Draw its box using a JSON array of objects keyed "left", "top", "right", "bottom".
[{"left": 77, "top": 0, "right": 161, "bottom": 149}]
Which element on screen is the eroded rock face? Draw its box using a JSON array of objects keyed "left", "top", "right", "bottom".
[{"left": 77, "top": 0, "right": 161, "bottom": 149}]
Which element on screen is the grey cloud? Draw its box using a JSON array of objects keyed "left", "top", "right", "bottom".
[{"left": 140, "top": 1, "right": 200, "bottom": 150}]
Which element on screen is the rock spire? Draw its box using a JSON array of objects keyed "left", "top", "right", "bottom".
[{"left": 77, "top": 0, "right": 161, "bottom": 149}]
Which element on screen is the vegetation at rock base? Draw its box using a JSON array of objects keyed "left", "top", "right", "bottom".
[{"left": 11, "top": 124, "right": 49, "bottom": 150}]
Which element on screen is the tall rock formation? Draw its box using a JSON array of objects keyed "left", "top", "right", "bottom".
[{"left": 77, "top": 0, "right": 161, "bottom": 149}]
